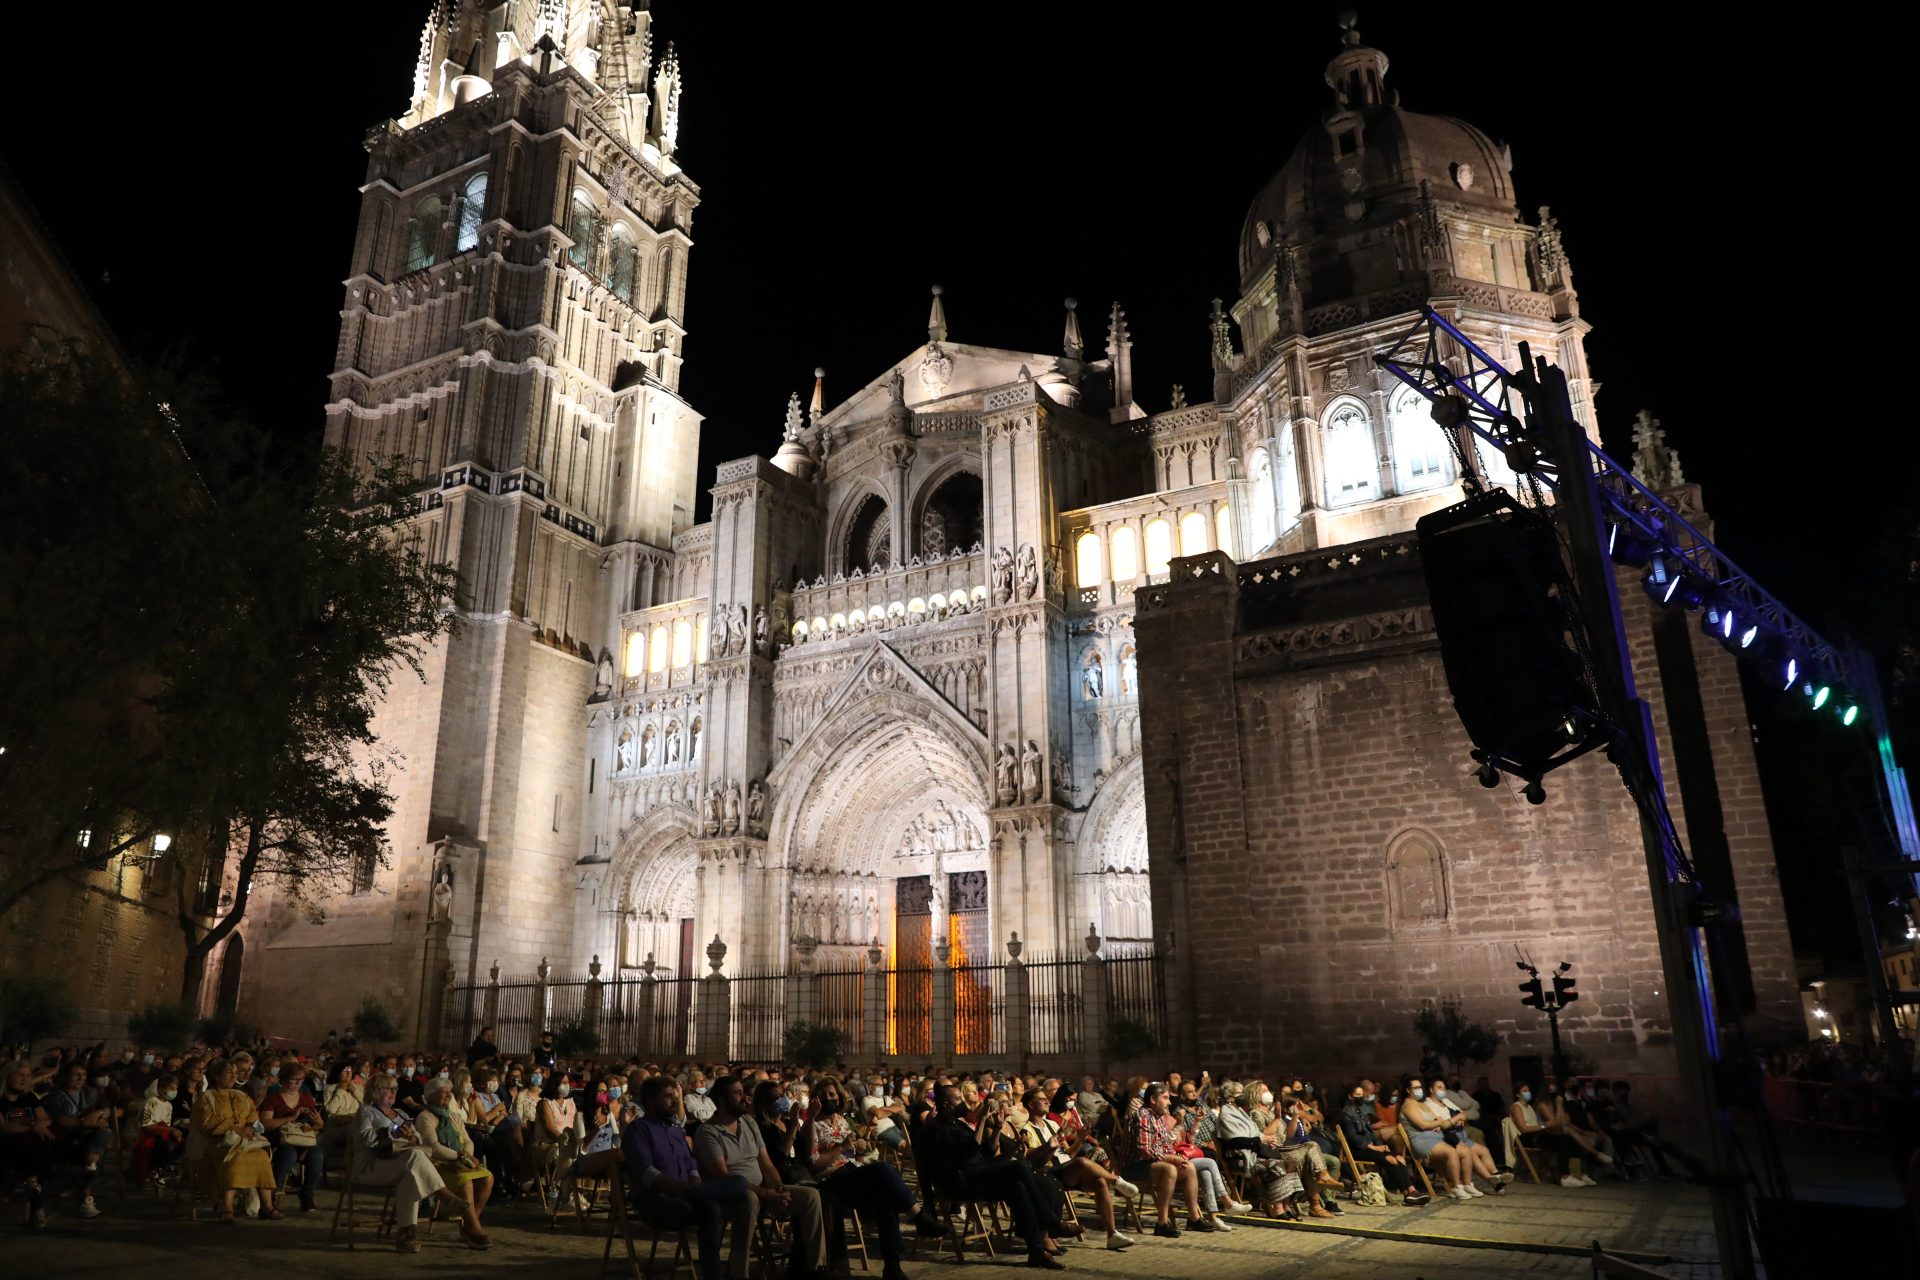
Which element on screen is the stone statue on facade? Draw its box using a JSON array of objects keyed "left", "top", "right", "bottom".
[
  {"left": 991, "top": 547, "right": 1015, "bottom": 604},
  {"left": 711, "top": 604, "right": 731, "bottom": 657},
  {"left": 994, "top": 743, "right": 1018, "bottom": 805},
  {"left": 746, "top": 780, "right": 766, "bottom": 834},
  {"left": 666, "top": 728, "right": 682, "bottom": 764},
  {"left": 428, "top": 860, "right": 454, "bottom": 923},
  {"left": 1083, "top": 656, "right": 1104, "bottom": 699},
  {"left": 752, "top": 605, "right": 770, "bottom": 656},
  {"left": 734, "top": 605, "right": 749, "bottom": 655},
  {"left": 702, "top": 783, "right": 722, "bottom": 836},
  {"left": 1017, "top": 544, "right": 1039, "bottom": 600},
  {"left": 593, "top": 651, "right": 614, "bottom": 698},
  {"left": 616, "top": 732, "right": 636, "bottom": 772},
  {"left": 931, "top": 799, "right": 957, "bottom": 852},
  {"left": 1121, "top": 649, "right": 1137, "bottom": 695},
  {"left": 1019, "top": 740, "right": 1043, "bottom": 804},
  {"left": 722, "top": 779, "right": 742, "bottom": 835},
  {"left": 640, "top": 728, "right": 656, "bottom": 766}
]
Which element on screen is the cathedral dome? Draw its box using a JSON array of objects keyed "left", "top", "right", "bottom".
[{"left": 1237, "top": 19, "right": 1517, "bottom": 290}]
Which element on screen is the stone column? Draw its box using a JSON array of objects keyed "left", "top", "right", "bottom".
[
  {"left": 931, "top": 936, "right": 956, "bottom": 1064},
  {"left": 697, "top": 935, "right": 731, "bottom": 1061},
  {"left": 1080, "top": 924, "right": 1108, "bottom": 1073},
  {"left": 482, "top": 959, "right": 501, "bottom": 1037},
  {"left": 862, "top": 941, "right": 887, "bottom": 1061},
  {"left": 534, "top": 955, "right": 552, "bottom": 1035},
  {"left": 1003, "top": 932, "right": 1030, "bottom": 1070},
  {"left": 789, "top": 936, "right": 821, "bottom": 1033},
  {"left": 584, "top": 955, "right": 605, "bottom": 1040},
  {"left": 638, "top": 953, "right": 660, "bottom": 1059}
]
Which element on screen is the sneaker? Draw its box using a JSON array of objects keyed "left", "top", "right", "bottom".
[
  {"left": 1222, "top": 1198, "right": 1252, "bottom": 1214},
  {"left": 1492, "top": 1172, "right": 1515, "bottom": 1186},
  {"left": 1112, "top": 1178, "right": 1141, "bottom": 1203},
  {"left": 1596, "top": 1152, "right": 1615, "bottom": 1166},
  {"left": 1106, "top": 1231, "right": 1135, "bottom": 1250},
  {"left": 78, "top": 1198, "right": 101, "bottom": 1219},
  {"left": 1402, "top": 1193, "right": 1431, "bottom": 1207},
  {"left": 1450, "top": 1185, "right": 1474, "bottom": 1200},
  {"left": 1462, "top": 1184, "right": 1484, "bottom": 1198},
  {"left": 1210, "top": 1217, "right": 1233, "bottom": 1232},
  {"left": 1579, "top": 1175, "right": 1598, "bottom": 1187},
  {"left": 1560, "top": 1175, "right": 1584, "bottom": 1188},
  {"left": 1152, "top": 1221, "right": 1180, "bottom": 1239},
  {"left": 1187, "top": 1217, "right": 1216, "bottom": 1232}
]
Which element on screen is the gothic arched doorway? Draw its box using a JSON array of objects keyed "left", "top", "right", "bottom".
[
  {"left": 216, "top": 933, "right": 245, "bottom": 1016},
  {"left": 1077, "top": 757, "right": 1151, "bottom": 951}
]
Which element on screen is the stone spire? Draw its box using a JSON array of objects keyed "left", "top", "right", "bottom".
[
  {"left": 1630, "top": 411, "right": 1684, "bottom": 489},
  {"left": 927, "top": 285, "right": 948, "bottom": 344},
  {"left": 808, "top": 367, "right": 826, "bottom": 420},
  {"left": 1062, "top": 298, "right": 1084, "bottom": 360},
  {"left": 651, "top": 43, "right": 683, "bottom": 157},
  {"left": 1106, "top": 302, "right": 1138, "bottom": 424},
  {"left": 771, "top": 390, "right": 815, "bottom": 479}
]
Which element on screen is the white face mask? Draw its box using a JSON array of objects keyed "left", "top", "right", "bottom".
[
  {"left": 485, "top": 1082, "right": 499, "bottom": 1094},
  {"left": 1259, "top": 1091, "right": 1274, "bottom": 1107},
  {"left": 1411, "top": 1087, "right": 1426, "bottom": 1100},
  {"left": 557, "top": 1084, "right": 572, "bottom": 1098}
]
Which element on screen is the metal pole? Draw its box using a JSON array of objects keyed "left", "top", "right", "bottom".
[
  {"left": 1547, "top": 1005, "right": 1567, "bottom": 1085},
  {"left": 1524, "top": 351, "right": 1755, "bottom": 1278}
]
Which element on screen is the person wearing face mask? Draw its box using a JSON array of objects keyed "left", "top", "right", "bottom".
[
  {"left": 1508, "top": 1082, "right": 1584, "bottom": 1186},
  {"left": 530, "top": 1073, "right": 578, "bottom": 1192},
  {"left": 353, "top": 1073, "right": 490, "bottom": 1252},
  {"left": 124, "top": 1073, "right": 186, "bottom": 1186},
  {"left": 1338, "top": 1084, "right": 1424, "bottom": 1205},
  {"left": 44, "top": 1063, "right": 112, "bottom": 1218}
]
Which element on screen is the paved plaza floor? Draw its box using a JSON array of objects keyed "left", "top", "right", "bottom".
[{"left": 4, "top": 1175, "right": 1727, "bottom": 1280}]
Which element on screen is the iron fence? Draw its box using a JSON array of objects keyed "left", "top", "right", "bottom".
[
  {"left": 819, "top": 965, "right": 865, "bottom": 1052},
  {"left": 1026, "top": 954, "right": 1084, "bottom": 1056},
  {"left": 953, "top": 959, "right": 1005, "bottom": 1056},
  {"left": 889, "top": 965, "right": 933, "bottom": 1057},
  {"left": 602, "top": 976, "right": 699, "bottom": 1059},
  {"left": 731, "top": 969, "right": 787, "bottom": 1064},
  {"left": 1106, "top": 951, "right": 1166, "bottom": 1045}
]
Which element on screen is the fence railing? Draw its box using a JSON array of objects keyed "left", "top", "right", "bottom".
[{"left": 434, "top": 931, "right": 1161, "bottom": 1072}]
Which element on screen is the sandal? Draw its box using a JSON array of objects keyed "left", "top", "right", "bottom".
[
  {"left": 218, "top": 1211, "right": 236, "bottom": 1224},
  {"left": 262, "top": 1207, "right": 285, "bottom": 1220}
]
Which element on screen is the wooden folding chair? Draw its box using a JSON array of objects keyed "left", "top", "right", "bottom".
[
  {"left": 328, "top": 1173, "right": 399, "bottom": 1248},
  {"left": 1335, "top": 1126, "right": 1375, "bottom": 1183},
  {"left": 752, "top": 1204, "right": 795, "bottom": 1280},
  {"left": 1500, "top": 1118, "right": 1542, "bottom": 1184},
  {"left": 1397, "top": 1125, "right": 1437, "bottom": 1197},
  {"left": 905, "top": 1125, "right": 997, "bottom": 1262},
  {"left": 604, "top": 1165, "right": 696, "bottom": 1280}
]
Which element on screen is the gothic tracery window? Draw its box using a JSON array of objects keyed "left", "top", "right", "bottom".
[
  {"left": 1391, "top": 383, "right": 1452, "bottom": 493},
  {"left": 567, "top": 191, "right": 598, "bottom": 269},
  {"left": 404, "top": 196, "right": 442, "bottom": 273},
  {"left": 608, "top": 225, "right": 638, "bottom": 304},
  {"left": 1322, "top": 395, "right": 1377, "bottom": 506},
  {"left": 454, "top": 172, "right": 487, "bottom": 253},
  {"left": 1110, "top": 526, "right": 1140, "bottom": 581},
  {"left": 843, "top": 493, "right": 890, "bottom": 574},
  {"left": 1144, "top": 518, "right": 1173, "bottom": 577}
]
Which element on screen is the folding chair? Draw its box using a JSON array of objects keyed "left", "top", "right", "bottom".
[
  {"left": 1397, "top": 1125, "right": 1437, "bottom": 1198},
  {"left": 328, "top": 1172, "right": 399, "bottom": 1248},
  {"left": 1499, "top": 1118, "right": 1542, "bottom": 1184},
  {"left": 905, "top": 1123, "right": 997, "bottom": 1262},
  {"left": 603, "top": 1164, "right": 696, "bottom": 1280},
  {"left": 752, "top": 1203, "right": 795, "bottom": 1280},
  {"left": 1335, "top": 1126, "right": 1375, "bottom": 1183}
]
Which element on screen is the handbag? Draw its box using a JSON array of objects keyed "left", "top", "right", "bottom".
[
  {"left": 280, "top": 1123, "right": 318, "bottom": 1148},
  {"left": 1174, "top": 1141, "right": 1205, "bottom": 1161}
]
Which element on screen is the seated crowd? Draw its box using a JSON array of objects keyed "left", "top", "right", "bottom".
[{"left": 0, "top": 1028, "right": 1684, "bottom": 1271}]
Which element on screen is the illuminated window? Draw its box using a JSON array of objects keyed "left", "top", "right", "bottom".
[
  {"left": 454, "top": 172, "right": 487, "bottom": 252},
  {"left": 671, "top": 619, "right": 692, "bottom": 667},
  {"left": 623, "top": 630, "right": 645, "bottom": 677},
  {"left": 404, "top": 195, "right": 442, "bottom": 272},
  {"left": 1276, "top": 427, "right": 1301, "bottom": 531},
  {"left": 1322, "top": 395, "right": 1376, "bottom": 506},
  {"left": 608, "top": 226, "right": 637, "bottom": 304},
  {"left": 1144, "top": 519, "right": 1173, "bottom": 576},
  {"left": 1391, "top": 384, "right": 1452, "bottom": 493},
  {"left": 1110, "top": 526, "right": 1140, "bottom": 581},
  {"left": 1248, "top": 447, "right": 1277, "bottom": 551},
  {"left": 1216, "top": 504, "right": 1235, "bottom": 559},
  {"left": 567, "top": 191, "right": 598, "bottom": 269},
  {"left": 1075, "top": 531, "right": 1103, "bottom": 587},
  {"left": 648, "top": 623, "right": 669, "bottom": 672},
  {"left": 1179, "top": 511, "right": 1209, "bottom": 556}
]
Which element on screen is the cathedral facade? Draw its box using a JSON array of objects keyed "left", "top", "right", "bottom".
[{"left": 234, "top": 5, "right": 1796, "bottom": 1070}]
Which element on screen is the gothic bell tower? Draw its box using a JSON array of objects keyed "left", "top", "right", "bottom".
[{"left": 244, "top": 1, "right": 703, "bottom": 1042}]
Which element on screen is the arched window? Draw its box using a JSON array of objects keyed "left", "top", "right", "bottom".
[
  {"left": 842, "top": 493, "right": 890, "bottom": 574},
  {"left": 1247, "top": 446, "right": 1277, "bottom": 551},
  {"left": 608, "top": 226, "right": 637, "bottom": 304},
  {"left": 918, "top": 470, "right": 982, "bottom": 559},
  {"left": 1075, "top": 531, "right": 1103, "bottom": 587},
  {"left": 623, "top": 629, "right": 645, "bottom": 677},
  {"left": 1215, "top": 504, "right": 1235, "bottom": 559},
  {"left": 454, "top": 172, "right": 487, "bottom": 252},
  {"left": 1321, "top": 395, "right": 1377, "bottom": 506},
  {"left": 1179, "top": 510, "right": 1209, "bottom": 556},
  {"left": 567, "top": 191, "right": 598, "bottom": 269},
  {"left": 404, "top": 195, "right": 442, "bottom": 272},
  {"left": 695, "top": 611, "right": 709, "bottom": 663},
  {"left": 1391, "top": 384, "right": 1452, "bottom": 493},
  {"left": 671, "top": 619, "right": 692, "bottom": 668},
  {"left": 1110, "top": 526, "right": 1140, "bottom": 581},
  {"left": 648, "top": 623, "right": 669, "bottom": 672},
  {"left": 1144, "top": 518, "right": 1173, "bottom": 576},
  {"left": 1276, "top": 425, "right": 1301, "bottom": 531}
]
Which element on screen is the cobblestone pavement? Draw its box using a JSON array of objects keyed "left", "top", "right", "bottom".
[{"left": 2, "top": 1177, "right": 1724, "bottom": 1280}]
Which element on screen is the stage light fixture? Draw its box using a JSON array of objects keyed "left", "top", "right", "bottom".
[
  {"left": 1841, "top": 702, "right": 1860, "bottom": 727},
  {"left": 1809, "top": 684, "right": 1831, "bottom": 710},
  {"left": 1738, "top": 622, "right": 1759, "bottom": 649},
  {"left": 1607, "top": 522, "right": 1657, "bottom": 568},
  {"left": 1782, "top": 657, "right": 1798, "bottom": 691}
]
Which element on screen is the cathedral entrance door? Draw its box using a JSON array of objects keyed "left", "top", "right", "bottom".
[{"left": 891, "top": 877, "right": 932, "bottom": 1056}]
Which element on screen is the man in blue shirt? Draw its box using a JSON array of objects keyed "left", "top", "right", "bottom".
[{"left": 624, "top": 1076, "right": 752, "bottom": 1280}]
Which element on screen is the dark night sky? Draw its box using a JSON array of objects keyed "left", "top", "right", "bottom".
[{"left": 4, "top": 6, "right": 1907, "bottom": 955}]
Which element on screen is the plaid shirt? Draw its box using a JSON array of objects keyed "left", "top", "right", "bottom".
[{"left": 1138, "top": 1108, "right": 1181, "bottom": 1160}]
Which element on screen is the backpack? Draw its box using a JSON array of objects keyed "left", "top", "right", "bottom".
[{"left": 1355, "top": 1171, "right": 1389, "bottom": 1207}]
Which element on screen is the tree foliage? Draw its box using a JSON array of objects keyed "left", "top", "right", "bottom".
[
  {"left": 1412, "top": 997, "right": 1502, "bottom": 1069},
  {"left": 780, "top": 1020, "right": 845, "bottom": 1068},
  {"left": 0, "top": 336, "right": 464, "bottom": 1010},
  {"left": 350, "top": 997, "right": 402, "bottom": 1046},
  {"left": 0, "top": 973, "right": 72, "bottom": 1049},
  {"left": 1104, "top": 1015, "right": 1160, "bottom": 1064},
  {"left": 552, "top": 1016, "right": 602, "bottom": 1058},
  {"left": 127, "top": 1002, "right": 198, "bottom": 1052}
]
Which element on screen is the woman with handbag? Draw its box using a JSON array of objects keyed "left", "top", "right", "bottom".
[
  {"left": 190, "top": 1058, "right": 282, "bottom": 1224},
  {"left": 261, "top": 1072, "right": 327, "bottom": 1212},
  {"left": 355, "top": 1074, "right": 490, "bottom": 1253}
]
